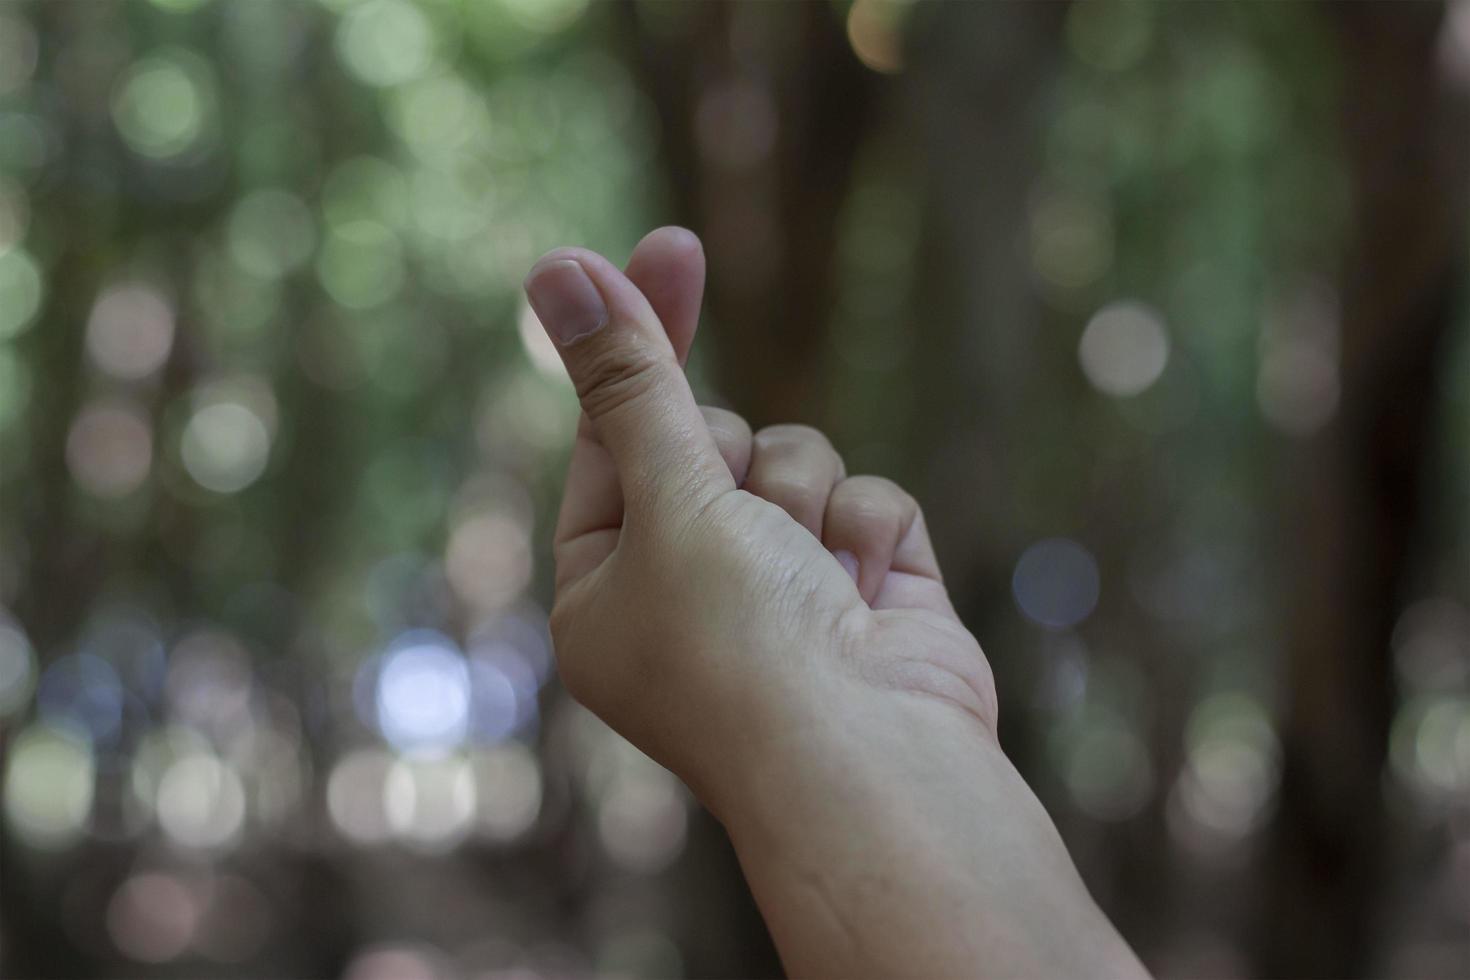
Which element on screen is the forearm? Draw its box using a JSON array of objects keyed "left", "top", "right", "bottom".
[{"left": 710, "top": 696, "right": 1148, "bottom": 980}]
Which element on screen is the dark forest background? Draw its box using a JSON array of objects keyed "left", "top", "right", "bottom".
[{"left": 0, "top": 1, "right": 1467, "bottom": 977}]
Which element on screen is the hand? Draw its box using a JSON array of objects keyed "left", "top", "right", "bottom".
[
  {"left": 524, "top": 229, "right": 1147, "bottom": 979},
  {"left": 523, "top": 227, "right": 996, "bottom": 810}
]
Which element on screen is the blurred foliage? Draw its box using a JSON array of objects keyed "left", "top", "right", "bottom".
[{"left": 0, "top": 0, "right": 1468, "bottom": 978}]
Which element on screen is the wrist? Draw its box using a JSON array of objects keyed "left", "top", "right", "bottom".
[
  {"left": 696, "top": 682, "right": 1000, "bottom": 841},
  {"left": 693, "top": 686, "right": 1147, "bottom": 979}
]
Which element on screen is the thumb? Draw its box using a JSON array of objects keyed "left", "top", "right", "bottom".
[{"left": 524, "top": 246, "right": 733, "bottom": 517}]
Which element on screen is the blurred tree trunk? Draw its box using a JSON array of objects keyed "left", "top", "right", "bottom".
[
  {"left": 1255, "top": 3, "right": 1468, "bottom": 976},
  {"left": 903, "top": 0, "right": 1068, "bottom": 633},
  {"left": 0, "top": 2, "right": 123, "bottom": 973},
  {"left": 903, "top": 0, "right": 1195, "bottom": 964},
  {"left": 618, "top": 2, "right": 878, "bottom": 974},
  {"left": 903, "top": 0, "right": 1068, "bottom": 760},
  {"left": 620, "top": 0, "right": 876, "bottom": 428}
]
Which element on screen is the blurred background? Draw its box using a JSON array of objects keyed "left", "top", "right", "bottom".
[{"left": 0, "top": 0, "right": 1467, "bottom": 977}]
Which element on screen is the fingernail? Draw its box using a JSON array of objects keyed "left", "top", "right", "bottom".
[
  {"left": 834, "top": 550, "right": 860, "bottom": 584},
  {"left": 524, "top": 258, "right": 608, "bottom": 346}
]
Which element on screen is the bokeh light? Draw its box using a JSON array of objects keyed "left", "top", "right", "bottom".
[
  {"left": 166, "top": 629, "right": 253, "bottom": 732},
  {"left": 498, "top": 0, "right": 590, "bottom": 35},
  {"left": 1173, "top": 693, "right": 1281, "bottom": 842},
  {"left": 316, "top": 220, "right": 406, "bottom": 309},
  {"left": 181, "top": 398, "right": 272, "bottom": 494},
  {"left": 111, "top": 50, "right": 215, "bottom": 160},
  {"left": 389, "top": 73, "right": 492, "bottom": 165},
  {"left": 374, "top": 631, "right": 471, "bottom": 756},
  {"left": 1391, "top": 694, "right": 1470, "bottom": 799},
  {"left": 37, "top": 653, "right": 126, "bottom": 745},
  {"left": 0, "top": 616, "right": 38, "bottom": 715},
  {"left": 106, "top": 872, "right": 203, "bottom": 964},
  {"left": 0, "top": 246, "right": 43, "bottom": 339},
  {"left": 156, "top": 752, "right": 247, "bottom": 850},
  {"left": 1031, "top": 187, "right": 1114, "bottom": 293},
  {"left": 1393, "top": 597, "right": 1470, "bottom": 694},
  {"left": 597, "top": 764, "right": 689, "bottom": 875},
  {"left": 66, "top": 398, "right": 154, "bottom": 498},
  {"left": 1257, "top": 340, "right": 1339, "bottom": 436},
  {"left": 343, "top": 943, "right": 448, "bottom": 980},
  {"left": 335, "top": 0, "right": 436, "bottom": 89},
  {"left": 1078, "top": 301, "right": 1170, "bottom": 397},
  {"left": 1058, "top": 709, "right": 1153, "bottom": 821},
  {"left": 3, "top": 723, "right": 96, "bottom": 849},
  {"left": 327, "top": 747, "right": 397, "bottom": 845},
  {"left": 226, "top": 189, "right": 317, "bottom": 278},
  {"left": 466, "top": 648, "right": 530, "bottom": 743},
  {"left": 445, "top": 509, "right": 533, "bottom": 614},
  {"left": 472, "top": 743, "right": 542, "bottom": 843},
  {"left": 384, "top": 754, "right": 477, "bottom": 851},
  {"left": 847, "top": 0, "right": 909, "bottom": 75},
  {"left": 85, "top": 283, "right": 176, "bottom": 381},
  {"left": 1012, "top": 538, "right": 1102, "bottom": 631}
]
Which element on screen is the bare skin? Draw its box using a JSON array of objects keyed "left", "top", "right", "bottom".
[{"left": 524, "top": 227, "right": 1149, "bottom": 980}]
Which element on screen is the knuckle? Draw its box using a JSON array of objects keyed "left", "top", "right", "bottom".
[
  {"left": 572, "top": 342, "right": 665, "bottom": 422},
  {"left": 760, "top": 474, "right": 825, "bottom": 512},
  {"left": 753, "top": 424, "right": 844, "bottom": 482},
  {"left": 754, "top": 423, "right": 834, "bottom": 455},
  {"left": 701, "top": 405, "right": 752, "bottom": 442},
  {"left": 833, "top": 476, "right": 916, "bottom": 527},
  {"left": 835, "top": 498, "right": 900, "bottom": 532},
  {"left": 849, "top": 474, "right": 913, "bottom": 505}
]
